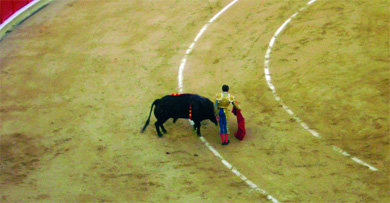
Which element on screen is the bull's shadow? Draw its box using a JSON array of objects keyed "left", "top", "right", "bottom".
[{"left": 141, "top": 94, "right": 218, "bottom": 137}]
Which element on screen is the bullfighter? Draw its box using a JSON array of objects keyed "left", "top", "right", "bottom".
[{"left": 215, "top": 84, "right": 240, "bottom": 145}]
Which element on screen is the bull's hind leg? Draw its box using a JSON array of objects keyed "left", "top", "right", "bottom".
[
  {"left": 155, "top": 117, "right": 168, "bottom": 137},
  {"left": 155, "top": 122, "right": 163, "bottom": 137},
  {"left": 160, "top": 123, "right": 167, "bottom": 134}
]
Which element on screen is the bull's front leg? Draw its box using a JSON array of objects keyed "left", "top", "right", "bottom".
[{"left": 194, "top": 121, "right": 201, "bottom": 136}]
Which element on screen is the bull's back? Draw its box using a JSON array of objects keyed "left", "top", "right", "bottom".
[{"left": 155, "top": 94, "right": 193, "bottom": 118}]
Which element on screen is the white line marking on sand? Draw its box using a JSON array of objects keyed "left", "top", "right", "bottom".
[
  {"left": 178, "top": 0, "right": 239, "bottom": 93},
  {"left": 200, "top": 137, "right": 279, "bottom": 203},
  {"left": 177, "top": 1, "right": 280, "bottom": 202},
  {"left": 0, "top": 0, "right": 41, "bottom": 30},
  {"left": 263, "top": 0, "right": 378, "bottom": 172}
]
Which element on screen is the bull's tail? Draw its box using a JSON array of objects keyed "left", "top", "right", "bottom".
[{"left": 141, "top": 99, "right": 159, "bottom": 133}]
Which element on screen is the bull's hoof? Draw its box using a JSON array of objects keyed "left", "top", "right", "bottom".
[
  {"left": 197, "top": 134, "right": 202, "bottom": 137},
  {"left": 162, "top": 129, "right": 167, "bottom": 134},
  {"left": 158, "top": 133, "right": 163, "bottom": 137}
]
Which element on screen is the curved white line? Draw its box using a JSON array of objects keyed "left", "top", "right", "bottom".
[
  {"left": 263, "top": 0, "right": 378, "bottom": 172},
  {"left": 177, "top": 1, "right": 279, "bottom": 202},
  {"left": 0, "top": 0, "right": 52, "bottom": 39},
  {"left": 0, "top": 0, "right": 40, "bottom": 30},
  {"left": 178, "top": 0, "right": 239, "bottom": 93}
]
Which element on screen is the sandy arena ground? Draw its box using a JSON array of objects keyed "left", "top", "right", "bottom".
[{"left": 1, "top": 0, "right": 389, "bottom": 202}]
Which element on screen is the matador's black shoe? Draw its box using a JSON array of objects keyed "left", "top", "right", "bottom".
[{"left": 222, "top": 140, "right": 230, "bottom": 145}]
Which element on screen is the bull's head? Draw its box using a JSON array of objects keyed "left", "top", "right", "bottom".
[
  {"left": 199, "top": 97, "right": 218, "bottom": 126},
  {"left": 209, "top": 114, "right": 218, "bottom": 126},
  {"left": 206, "top": 100, "right": 218, "bottom": 126}
]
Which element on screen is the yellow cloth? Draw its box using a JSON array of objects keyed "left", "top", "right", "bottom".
[
  {"left": 216, "top": 92, "right": 239, "bottom": 118},
  {"left": 216, "top": 92, "right": 235, "bottom": 109}
]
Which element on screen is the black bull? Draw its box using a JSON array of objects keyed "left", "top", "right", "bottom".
[{"left": 141, "top": 94, "right": 218, "bottom": 137}]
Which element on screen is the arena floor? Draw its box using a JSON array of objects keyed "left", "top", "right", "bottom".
[{"left": 1, "top": 0, "right": 389, "bottom": 202}]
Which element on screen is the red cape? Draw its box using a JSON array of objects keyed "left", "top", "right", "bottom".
[{"left": 232, "top": 106, "right": 246, "bottom": 140}]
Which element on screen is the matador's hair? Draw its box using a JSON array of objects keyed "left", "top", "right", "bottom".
[{"left": 222, "top": 84, "right": 229, "bottom": 92}]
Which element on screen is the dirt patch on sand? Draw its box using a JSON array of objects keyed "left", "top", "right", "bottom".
[{"left": 0, "top": 133, "right": 46, "bottom": 185}]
